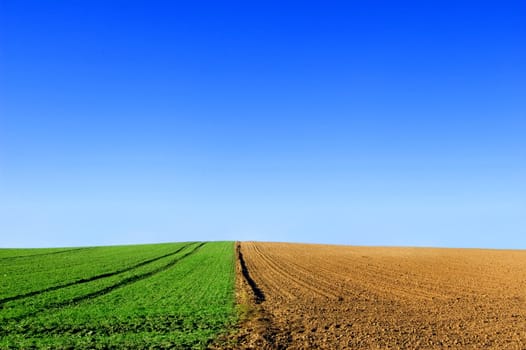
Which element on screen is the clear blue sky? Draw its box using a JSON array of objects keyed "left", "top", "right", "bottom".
[{"left": 1, "top": 1, "right": 525, "bottom": 248}]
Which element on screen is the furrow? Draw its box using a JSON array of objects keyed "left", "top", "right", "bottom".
[
  {"left": 248, "top": 242, "right": 298, "bottom": 300},
  {"left": 252, "top": 243, "right": 337, "bottom": 300},
  {"left": 237, "top": 243, "right": 265, "bottom": 303}
]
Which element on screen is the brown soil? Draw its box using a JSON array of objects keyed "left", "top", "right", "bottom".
[{"left": 232, "top": 241, "right": 526, "bottom": 349}]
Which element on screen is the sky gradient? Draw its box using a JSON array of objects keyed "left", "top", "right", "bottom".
[{"left": 1, "top": 1, "right": 525, "bottom": 248}]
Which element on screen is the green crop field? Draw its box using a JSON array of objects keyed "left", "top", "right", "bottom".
[{"left": 0, "top": 241, "right": 237, "bottom": 349}]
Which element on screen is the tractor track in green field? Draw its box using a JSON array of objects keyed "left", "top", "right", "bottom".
[
  {"left": 1, "top": 242, "right": 207, "bottom": 327},
  {"left": 0, "top": 241, "right": 237, "bottom": 348},
  {"left": 0, "top": 242, "right": 196, "bottom": 305},
  {"left": 0, "top": 247, "right": 92, "bottom": 261}
]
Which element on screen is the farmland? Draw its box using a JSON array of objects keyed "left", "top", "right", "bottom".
[
  {"left": 235, "top": 242, "right": 526, "bottom": 349},
  {"left": 0, "top": 241, "right": 236, "bottom": 349},
  {"left": 3, "top": 240, "right": 526, "bottom": 349}
]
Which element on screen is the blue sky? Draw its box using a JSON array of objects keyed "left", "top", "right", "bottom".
[{"left": 1, "top": 1, "right": 525, "bottom": 248}]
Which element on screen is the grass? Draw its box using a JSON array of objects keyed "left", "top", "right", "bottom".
[{"left": 0, "top": 241, "right": 236, "bottom": 349}]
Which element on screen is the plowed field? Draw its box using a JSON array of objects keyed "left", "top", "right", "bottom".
[{"left": 234, "top": 242, "right": 526, "bottom": 349}]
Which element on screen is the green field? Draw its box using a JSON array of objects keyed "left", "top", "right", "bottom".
[{"left": 0, "top": 241, "right": 236, "bottom": 349}]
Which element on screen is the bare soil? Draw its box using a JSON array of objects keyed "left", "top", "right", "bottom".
[{"left": 232, "top": 241, "right": 526, "bottom": 349}]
